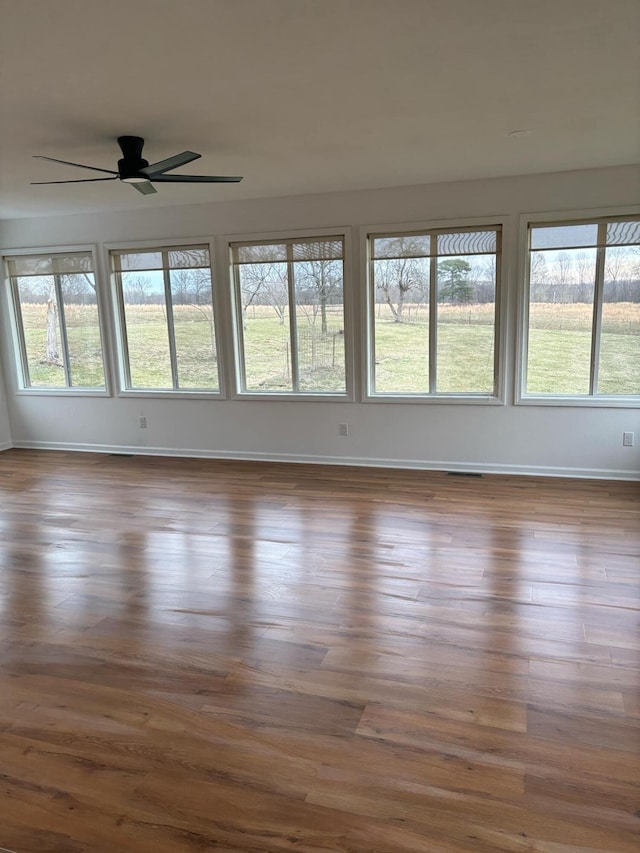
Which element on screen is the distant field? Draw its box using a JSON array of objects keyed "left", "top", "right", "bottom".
[{"left": 17, "top": 302, "right": 640, "bottom": 395}]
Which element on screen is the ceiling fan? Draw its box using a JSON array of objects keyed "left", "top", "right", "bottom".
[{"left": 31, "top": 136, "right": 243, "bottom": 195}]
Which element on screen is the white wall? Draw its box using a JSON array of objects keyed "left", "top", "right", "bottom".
[{"left": 1, "top": 165, "right": 639, "bottom": 478}]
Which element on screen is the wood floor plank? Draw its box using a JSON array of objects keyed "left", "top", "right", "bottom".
[{"left": 0, "top": 449, "right": 638, "bottom": 852}]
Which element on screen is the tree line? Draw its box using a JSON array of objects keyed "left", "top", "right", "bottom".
[{"left": 530, "top": 249, "right": 640, "bottom": 303}]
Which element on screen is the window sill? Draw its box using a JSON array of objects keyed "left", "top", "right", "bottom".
[
  {"left": 117, "top": 389, "right": 224, "bottom": 400},
  {"left": 517, "top": 394, "right": 640, "bottom": 409},
  {"left": 15, "top": 388, "right": 110, "bottom": 398},
  {"left": 364, "top": 393, "right": 504, "bottom": 405},
  {"left": 233, "top": 391, "right": 352, "bottom": 403}
]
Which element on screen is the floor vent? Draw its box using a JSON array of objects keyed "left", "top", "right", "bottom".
[{"left": 447, "top": 471, "right": 483, "bottom": 477}]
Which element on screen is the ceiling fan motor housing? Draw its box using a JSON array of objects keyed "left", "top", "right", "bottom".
[{"left": 117, "top": 136, "right": 149, "bottom": 178}]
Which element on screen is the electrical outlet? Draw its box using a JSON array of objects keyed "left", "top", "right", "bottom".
[
  {"left": 339, "top": 423, "right": 349, "bottom": 436},
  {"left": 622, "top": 431, "right": 634, "bottom": 447},
  {"left": 139, "top": 416, "right": 147, "bottom": 429}
]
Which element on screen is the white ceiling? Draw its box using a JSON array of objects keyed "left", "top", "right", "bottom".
[{"left": 1, "top": 0, "right": 638, "bottom": 219}]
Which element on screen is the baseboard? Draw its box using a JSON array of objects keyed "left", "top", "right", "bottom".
[
  {"left": 0, "top": 441, "right": 12, "bottom": 452},
  {"left": 9, "top": 440, "right": 640, "bottom": 481}
]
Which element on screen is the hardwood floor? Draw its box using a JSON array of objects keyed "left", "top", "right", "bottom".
[{"left": 0, "top": 449, "right": 638, "bottom": 853}]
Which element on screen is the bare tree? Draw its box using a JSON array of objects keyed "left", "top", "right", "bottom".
[
  {"left": 603, "top": 246, "right": 640, "bottom": 302},
  {"left": 529, "top": 252, "right": 548, "bottom": 302},
  {"left": 44, "top": 278, "right": 93, "bottom": 366},
  {"left": 237, "top": 249, "right": 288, "bottom": 328},
  {"left": 44, "top": 279, "right": 61, "bottom": 365},
  {"left": 171, "top": 268, "right": 217, "bottom": 353},
  {"left": 260, "top": 266, "right": 288, "bottom": 325},
  {"left": 471, "top": 256, "right": 497, "bottom": 303},
  {"left": 575, "top": 251, "right": 594, "bottom": 302},
  {"left": 40, "top": 256, "right": 98, "bottom": 366},
  {"left": 551, "top": 251, "right": 574, "bottom": 303},
  {"left": 123, "top": 275, "right": 153, "bottom": 305},
  {"left": 295, "top": 259, "right": 342, "bottom": 333},
  {"left": 373, "top": 237, "right": 428, "bottom": 323}
]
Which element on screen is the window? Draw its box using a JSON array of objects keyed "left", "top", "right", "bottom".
[
  {"left": 367, "top": 226, "right": 502, "bottom": 397},
  {"left": 112, "top": 245, "right": 220, "bottom": 392},
  {"left": 231, "top": 236, "right": 348, "bottom": 395},
  {"left": 5, "top": 250, "right": 106, "bottom": 390},
  {"left": 523, "top": 216, "right": 640, "bottom": 400}
]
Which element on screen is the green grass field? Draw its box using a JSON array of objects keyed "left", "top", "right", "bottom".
[
  {"left": 17, "top": 302, "right": 640, "bottom": 395},
  {"left": 527, "top": 303, "right": 640, "bottom": 395}
]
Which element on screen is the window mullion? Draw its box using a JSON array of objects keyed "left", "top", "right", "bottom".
[
  {"left": 233, "top": 260, "right": 250, "bottom": 393},
  {"left": 286, "top": 244, "right": 299, "bottom": 392},
  {"left": 54, "top": 273, "right": 73, "bottom": 387},
  {"left": 10, "top": 278, "right": 32, "bottom": 387},
  {"left": 493, "top": 236, "right": 502, "bottom": 397},
  {"left": 429, "top": 244, "right": 438, "bottom": 394},
  {"left": 590, "top": 224, "right": 607, "bottom": 396},
  {"left": 162, "top": 253, "right": 180, "bottom": 390},
  {"left": 369, "top": 245, "right": 377, "bottom": 394},
  {"left": 115, "top": 271, "right": 133, "bottom": 389}
]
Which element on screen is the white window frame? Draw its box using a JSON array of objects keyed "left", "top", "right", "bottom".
[
  {"left": 226, "top": 227, "right": 355, "bottom": 402},
  {"left": 516, "top": 207, "right": 640, "bottom": 408},
  {"left": 2, "top": 244, "right": 112, "bottom": 397},
  {"left": 361, "top": 217, "right": 508, "bottom": 405},
  {"left": 106, "top": 238, "right": 225, "bottom": 399}
]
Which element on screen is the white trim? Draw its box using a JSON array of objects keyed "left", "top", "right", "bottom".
[
  {"left": 0, "top": 441, "right": 12, "bottom": 452},
  {"left": 10, "top": 440, "right": 640, "bottom": 481},
  {"left": 114, "top": 389, "right": 224, "bottom": 400},
  {"left": 362, "top": 214, "right": 511, "bottom": 237},
  {"left": 223, "top": 225, "right": 353, "bottom": 245},
  {"left": 103, "top": 236, "right": 216, "bottom": 253},
  {"left": 514, "top": 211, "right": 531, "bottom": 406},
  {"left": 521, "top": 205, "right": 640, "bottom": 228},
  {"left": 15, "top": 389, "right": 110, "bottom": 398},
  {"left": 94, "top": 238, "right": 119, "bottom": 397},
  {"left": 1, "top": 243, "right": 113, "bottom": 396},
  {"left": 224, "top": 225, "right": 355, "bottom": 402},
  {"left": 359, "top": 216, "right": 509, "bottom": 403},
  {"left": 515, "top": 205, "right": 640, "bottom": 407},
  {"left": 516, "top": 395, "right": 640, "bottom": 409},
  {"left": 215, "top": 391, "right": 350, "bottom": 403},
  {"left": 1, "top": 242, "right": 101, "bottom": 257},
  {"left": 362, "top": 393, "right": 503, "bottom": 405},
  {"left": 103, "top": 237, "right": 226, "bottom": 397}
]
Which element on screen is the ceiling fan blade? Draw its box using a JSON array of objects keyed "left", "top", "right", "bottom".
[
  {"left": 31, "top": 177, "right": 118, "bottom": 184},
  {"left": 151, "top": 174, "right": 243, "bottom": 183},
  {"left": 130, "top": 181, "right": 157, "bottom": 195},
  {"left": 141, "top": 151, "right": 201, "bottom": 177},
  {"left": 33, "top": 155, "right": 118, "bottom": 175}
]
